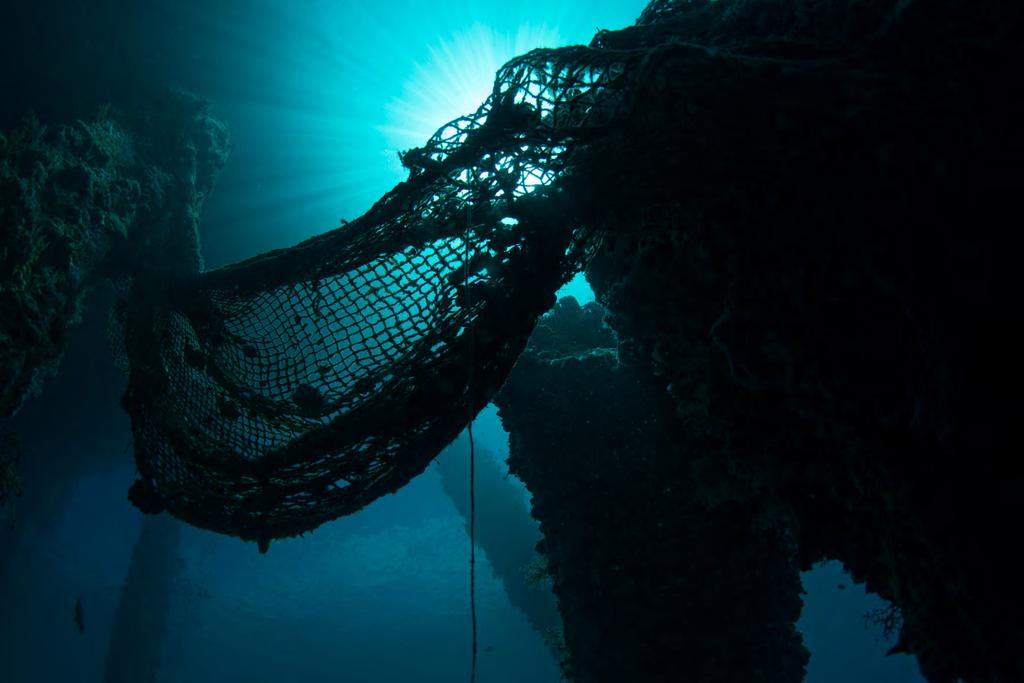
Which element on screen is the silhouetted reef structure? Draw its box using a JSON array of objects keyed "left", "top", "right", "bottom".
[
  {"left": 494, "top": 1, "right": 1024, "bottom": 679},
  {"left": 496, "top": 297, "right": 808, "bottom": 682},
  {"left": 0, "top": 91, "right": 229, "bottom": 419}
]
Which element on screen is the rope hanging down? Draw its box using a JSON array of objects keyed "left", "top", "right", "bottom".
[{"left": 464, "top": 201, "right": 478, "bottom": 683}]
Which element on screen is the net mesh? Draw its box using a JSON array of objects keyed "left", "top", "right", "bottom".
[
  {"left": 124, "top": 41, "right": 646, "bottom": 544},
  {"left": 123, "top": 0, "right": 917, "bottom": 544}
]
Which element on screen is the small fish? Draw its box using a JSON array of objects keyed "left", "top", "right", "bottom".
[{"left": 73, "top": 598, "right": 85, "bottom": 633}]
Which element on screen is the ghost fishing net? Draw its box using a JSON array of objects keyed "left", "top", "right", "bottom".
[
  {"left": 121, "top": 0, "right": 931, "bottom": 545},
  {"left": 122, "top": 43, "right": 648, "bottom": 546}
]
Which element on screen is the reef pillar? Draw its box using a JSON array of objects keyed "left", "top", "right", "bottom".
[{"left": 495, "top": 297, "right": 809, "bottom": 682}]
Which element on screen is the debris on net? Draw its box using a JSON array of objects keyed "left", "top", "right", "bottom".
[{"left": 122, "top": 44, "right": 640, "bottom": 546}]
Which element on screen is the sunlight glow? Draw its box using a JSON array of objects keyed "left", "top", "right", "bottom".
[
  {"left": 163, "top": 0, "right": 649, "bottom": 262},
  {"left": 380, "top": 22, "right": 562, "bottom": 153}
]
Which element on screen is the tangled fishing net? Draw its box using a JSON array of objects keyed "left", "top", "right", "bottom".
[
  {"left": 122, "top": 25, "right": 651, "bottom": 548},
  {"left": 119, "top": 0, "right": 931, "bottom": 546}
]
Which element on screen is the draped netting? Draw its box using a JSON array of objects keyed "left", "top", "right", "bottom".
[
  {"left": 122, "top": 0, "right": 923, "bottom": 544},
  {"left": 122, "top": 0, "right": 946, "bottom": 544},
  {"left": 122, "top": 39, "right": 650, "bottom": 546}
]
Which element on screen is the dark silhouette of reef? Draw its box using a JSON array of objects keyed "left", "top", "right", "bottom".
[
  {"left": 496, "top": 298, "right": 808, "bottom": 682},
  {"left": 493, "top": 2, "right": 1024, "bottom": 681},
  {"left": 0, "top": 90, "right": 229, "bottom": 420}
]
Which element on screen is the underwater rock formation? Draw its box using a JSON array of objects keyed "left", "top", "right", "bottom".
[
  {"left": 0, "top": 91, "right": 229, "bottom": 420},
  {"left": 495, "top": 297, "right": 808, "bottom": 682},
  {"left": 573, "top": 2, "right": 1024, "bottom": 682},
  {"left": 0, "top": 113, "right": 136, "bottom": 419}
]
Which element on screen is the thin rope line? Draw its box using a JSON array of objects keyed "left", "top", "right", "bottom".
[{"left": 464, "top": 200, "right": 478, "bottom": 683}]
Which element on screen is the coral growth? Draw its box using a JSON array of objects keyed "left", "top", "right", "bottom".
[
  {"left": 0, "top": 112, "right": 138, "bottom": 418},
  {"left": 0, "top": 91, "right": 229, "bottom": 421},
  {"left": 531, "top": 1, "right": 1024, "bottom": 680}
]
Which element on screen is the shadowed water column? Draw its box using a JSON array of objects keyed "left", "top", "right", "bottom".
[
  {"left": 436, "top": 436, "right": 563, "bottom": 652},
  {"left": 103, "top": 515, "right": 182, "bottom": 683},
  {"left": 0, "top": 91, "right": 229, "bottom": 422}
]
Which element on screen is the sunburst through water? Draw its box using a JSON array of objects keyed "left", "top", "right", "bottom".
[{"left": 379, "top": 22, "right": 562, "bottom": 154}]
